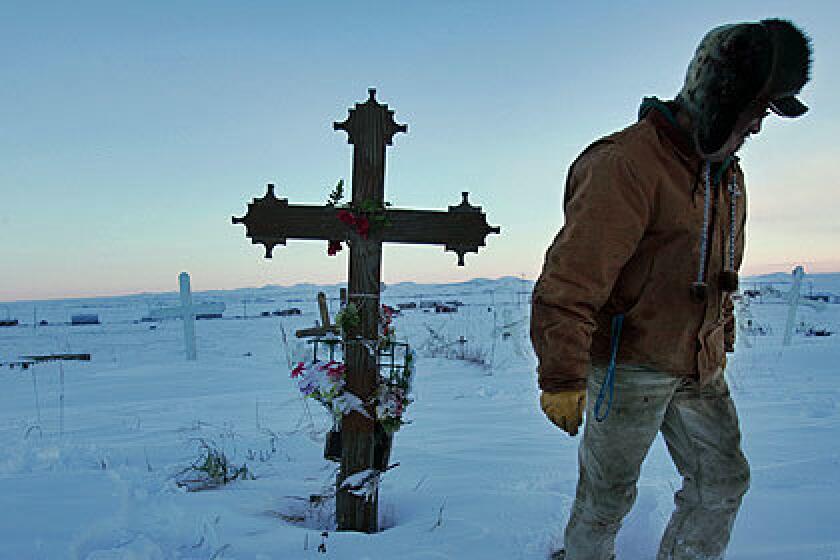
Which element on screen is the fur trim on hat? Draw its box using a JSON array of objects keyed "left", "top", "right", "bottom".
[
  {"left": 676, "top": 19, "right": 812, "bottom": 157},
  {"left": 762, "top": 18, "right": 812, "bottom": 97}
]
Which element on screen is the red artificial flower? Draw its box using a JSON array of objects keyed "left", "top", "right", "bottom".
[
  {"left": 291, "top": 362, "right": 305, "bottom": 378},
  {"left": 327, "top": 239, "right": 343, "bottom": 256},
  {"left": 355, "top": 216, "right": 370, "bottom": 239},
  {"left": 336, "top": 209, "right": 356, "bottom": 226},
  {"left": 336, "top": 208, "right": 373, "bottom": 239},
  {"left": 325, "top": 361, "right": 346, "bottom": 381}
]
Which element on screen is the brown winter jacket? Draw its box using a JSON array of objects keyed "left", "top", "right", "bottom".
[{"left": 531, "top": 100, "right": 746, "bottom": 392}]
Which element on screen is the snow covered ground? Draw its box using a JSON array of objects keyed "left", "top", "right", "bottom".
[{"left": 1, "top": 275, "right": 838, "bottom": 559}]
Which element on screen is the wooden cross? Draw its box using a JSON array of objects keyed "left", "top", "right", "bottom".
[
  {"left": 232, "top": 89, "right": 500, "bottom": 532},
  {"left": 294, "top": 292, "right": 340, "bottom": 338}
]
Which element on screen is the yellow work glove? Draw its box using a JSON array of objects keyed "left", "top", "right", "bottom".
[{"left": 540, "top": 389, "right": 586, "bottom": 436}]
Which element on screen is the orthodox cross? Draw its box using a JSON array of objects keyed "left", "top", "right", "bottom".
[{"left": 232, "top": 89, "right": 500, "bottom": 533}]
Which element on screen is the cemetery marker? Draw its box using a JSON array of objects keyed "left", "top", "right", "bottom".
[
  {"left": 782, "top": 266, "right": 826, "bottom": 345},
  {"left": 233, "top": 89, "right": 500, "bottom": 532},
  {"left": 295, "top": 292, "right": 340, "bottom": 338},
  {"left": 179, "top": 273, "right": 197, "bottom": 360}
]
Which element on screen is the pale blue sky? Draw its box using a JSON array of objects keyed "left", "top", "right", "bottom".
[{"left": 1, "top": 1, "right": 838, "bottom": 301}]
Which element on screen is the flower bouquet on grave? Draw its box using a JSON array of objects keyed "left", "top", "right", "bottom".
[
  {"left": 290, "top": 360, "right": 366, "bottom": 424},
  {"left": 375, "top": 348, "right": 416, "bottom": 434},
  {"left": 369, "top": 307, "right": 417, "bottom": 469},
  {"left": 290, "top": 304, "right": 417, "bottom": 468},
  {"left": 290, "top": 359, "right": 362, "bottom": 463}
]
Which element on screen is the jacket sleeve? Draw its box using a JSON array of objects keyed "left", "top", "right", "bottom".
[
  {"left": 531, "top": 145, "right": 651, "bottom": 392},
  {"left": 724, "top": 167, "right": 747, "bottom": 353}
]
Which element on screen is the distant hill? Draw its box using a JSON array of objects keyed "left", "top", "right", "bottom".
[
  {"left": 744, "top": 272, "right": 840, "bottom": 294},
  {"left": 8, "top": 272, "right": 840, "bottom": 310}
]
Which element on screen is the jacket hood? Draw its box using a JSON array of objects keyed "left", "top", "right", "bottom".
[{"left": 676, "top": 19, "right": 812, "bottom": 157}]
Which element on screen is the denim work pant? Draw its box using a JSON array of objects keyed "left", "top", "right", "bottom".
[{"left": 563, "top": 366, "right": 750, "bottom": 560}]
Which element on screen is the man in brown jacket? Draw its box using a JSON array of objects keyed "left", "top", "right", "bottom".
[{"left": 531, "top": 20, "right": 812, "bottom": 560}]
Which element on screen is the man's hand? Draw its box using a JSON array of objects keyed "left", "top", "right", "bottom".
[{"left": 540, "top": 389, "right": 586, "bottom": 436}]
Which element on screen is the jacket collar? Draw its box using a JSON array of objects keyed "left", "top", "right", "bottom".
[
  {"left": 639, "top": 97, "right": 699, "bottom": 165},
  {"left": 638, "top": 97, "right": 737, "bottom": 183}
]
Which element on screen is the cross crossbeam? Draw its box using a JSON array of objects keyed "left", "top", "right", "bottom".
[{"left": 233, "top": 187, "right": 499, "bottom": 265}]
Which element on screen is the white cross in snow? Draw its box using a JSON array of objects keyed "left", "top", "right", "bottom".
[{"left": 145, "top": 272, "right": 224, "bottom": 360}]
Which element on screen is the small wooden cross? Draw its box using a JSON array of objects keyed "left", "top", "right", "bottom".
[
  {"left": 295, "top": 292, "right": 340, "bottom": 338},
  {"left": 233, "top": 89, "right": 499, "bottom": 532}
]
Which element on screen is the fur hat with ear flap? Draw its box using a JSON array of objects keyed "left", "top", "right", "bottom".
[{"left": 677, "top": 18, "right": 812, "bottom": 157}]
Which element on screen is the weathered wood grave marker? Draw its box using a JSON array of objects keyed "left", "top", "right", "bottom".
[
  {"left": 295, "top": 291, "right": 342, "bottom": 365},
  {"left": 233, "top": 89, "right": 500, "bottom": 532},
  {"left": 295, "top": 292, "right": 340, "bottom": 339}
]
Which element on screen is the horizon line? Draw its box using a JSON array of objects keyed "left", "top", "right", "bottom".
[{"left": 4, "top": 269, "right": 840, "bottom": 305}]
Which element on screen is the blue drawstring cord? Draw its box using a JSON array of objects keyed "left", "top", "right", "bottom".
[{"left": 594, "top": 314, "right": 624, "bottom": 422}]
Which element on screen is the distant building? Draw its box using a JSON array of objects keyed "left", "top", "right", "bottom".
[
  {"left": 142, "top": 301, "right": 225, "bottom": 322},
  {"left": 435, "top": 304, "right": 457, "bottom": 313},
  {"left": 273, "top": 308, "right": 302, "bottom": 316},
  {"left": 71, "top": 314, "right": 100, "bottom": 325},
  {"left": 196, "top": 312, "right": 223, "bottom": 320},
  {"left": 397, "top": 302, "right": 417, "bottom": 310},
  {"left": 808, "top": 292, "right": 840, "bottom": 304}
]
